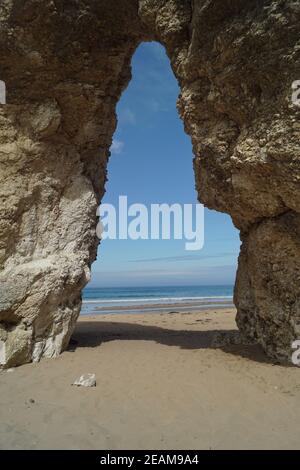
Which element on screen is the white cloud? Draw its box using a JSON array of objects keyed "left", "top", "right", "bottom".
[
  {"left": 89, "top": 264, "right": 237, "bottom": 288},
  {"left": 110, "top": 139, "right": 124, "bottom": 155},
  {"left": 119, "top": 108, "right": 136, "bottom": 125},
  {"left": 146, "top": 99, "right": 160, "bottom": 113}
]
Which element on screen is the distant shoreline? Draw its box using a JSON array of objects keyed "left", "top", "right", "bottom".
[
  {"left": 81, "top": 285, "right": 234, "bottom": 315},
  {"left": 81, "top": 298, "right": 234, "bottom": 315}
]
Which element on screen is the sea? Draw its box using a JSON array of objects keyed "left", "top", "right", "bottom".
[{"left": 81, "top": 285, "right": 234, "bottom": 315}]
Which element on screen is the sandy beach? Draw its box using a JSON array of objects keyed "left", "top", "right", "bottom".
[{"left": 1, "top": 308, "right": 300, "bottom": 450}]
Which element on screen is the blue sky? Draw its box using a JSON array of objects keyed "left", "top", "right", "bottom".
[{"left": 90, "top": 42, "right": 240, "bottom": 287}]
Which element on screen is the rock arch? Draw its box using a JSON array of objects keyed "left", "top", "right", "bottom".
[{"left": 0, "top": 0, "right": 299, "bottom": 366}]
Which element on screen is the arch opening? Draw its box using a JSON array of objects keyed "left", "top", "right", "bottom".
[{"left": 82, "top": 42, "right": 240, "bottom": 320}]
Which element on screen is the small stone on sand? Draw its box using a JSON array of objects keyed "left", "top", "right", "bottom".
[{"left": 72, "top": 373, "right": 96, "bottom": 387}]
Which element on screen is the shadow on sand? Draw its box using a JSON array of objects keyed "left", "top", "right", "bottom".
[{"left": 69, "top": 320, "right": 278, "bottom": 365}]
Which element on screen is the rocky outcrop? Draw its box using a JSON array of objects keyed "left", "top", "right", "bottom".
[
  {"left": 235, "top": 212, "right": 300, "bottom": 361},
  {"left": 0, "top": 0, "right": 299, "bottom": 366}
]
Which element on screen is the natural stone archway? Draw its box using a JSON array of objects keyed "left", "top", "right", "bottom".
[{"left": 0, "top": 0, "right": 299, "bottom": 367}]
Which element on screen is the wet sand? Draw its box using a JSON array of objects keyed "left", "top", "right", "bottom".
[{"left": 88, "top": 299, "right": 234, "bottom": 314}]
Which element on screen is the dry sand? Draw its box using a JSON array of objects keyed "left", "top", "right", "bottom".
[{"left": 1, "top": 308, "right": 300, "bottom": 450}]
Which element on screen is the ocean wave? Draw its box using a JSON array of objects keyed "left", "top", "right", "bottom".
[
  {"left": 82, "top": 296, "right": 233, "bottom": 304},
  {"left": 81, "top": 302, "right": 234, "bottom": 315}
]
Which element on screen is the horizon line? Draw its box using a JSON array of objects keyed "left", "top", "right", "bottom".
[{"left": 84, "top": 283, "right": 234, "bottom": 289}]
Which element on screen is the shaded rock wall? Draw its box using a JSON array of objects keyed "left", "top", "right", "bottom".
[{"left": 0, "top": 0, "right": 299, "bottom": 366}]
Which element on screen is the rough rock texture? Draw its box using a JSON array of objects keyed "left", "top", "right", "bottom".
[{"left": 0, "top": 0, "right": 299, "bottom": 366}]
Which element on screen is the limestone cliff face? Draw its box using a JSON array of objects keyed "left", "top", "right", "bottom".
[
  {"left": 0, "top": 0, "right": 145, "bottom": 366},
  {"left": 0, "top": 0, "right": 299, "bottom": 366}
]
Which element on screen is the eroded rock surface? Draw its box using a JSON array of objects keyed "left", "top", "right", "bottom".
[{"left": 0, "top": 0, "right": 299, "bottom": 366}]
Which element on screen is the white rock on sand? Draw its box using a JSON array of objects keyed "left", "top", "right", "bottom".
[{"left": 72, "top": 373, "right": 96, "bottom": 387}]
